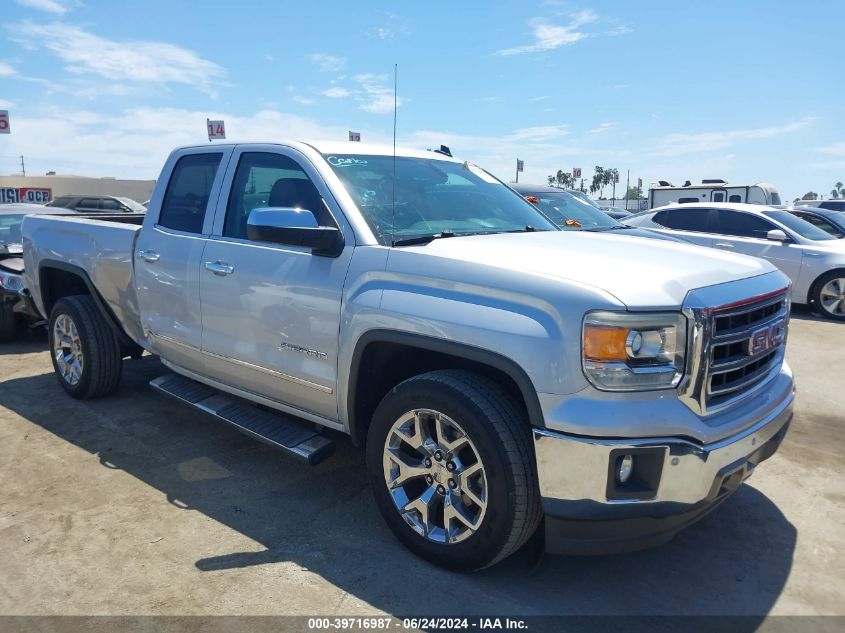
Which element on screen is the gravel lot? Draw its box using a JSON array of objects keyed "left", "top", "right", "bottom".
[{"left": 0, "top": 306, "right": 842, "bottom": 618}]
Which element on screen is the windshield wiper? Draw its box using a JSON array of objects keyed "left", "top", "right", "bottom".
[
  {"left": 392, "top": 226, "right": 544, "bottom": 246},
  {"left": 392, "top": 231, "right": 456, "bottom": 247}
]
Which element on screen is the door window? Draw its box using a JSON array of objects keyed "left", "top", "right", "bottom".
[
  {"left": 158, "top": 152, "right": 223, "bottom": 233},
  {"left": 100, "top": 198, "right": 123, "bottom": 211},
  {"left": 78, "top": 198, "right": 102, "bottom": 210},
  {"left": 711, "top": 191, "right": 726, "bottom": 202},
  {"left": 712, "top": 210, "right": 776, "bottom": 238},
  {"left": 224, "top": 152, "right": 330, "bottom": 240},
  {"left": 653, "top": 208, "right": 710, "bottom": 232}
]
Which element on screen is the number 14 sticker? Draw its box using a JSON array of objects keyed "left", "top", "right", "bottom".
[{"left": 207, "top": 119, "right": 225, "bottom": 141}]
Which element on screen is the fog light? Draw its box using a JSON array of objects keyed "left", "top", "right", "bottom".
[{"left": 616, "top": 454, "right": 634, "bottom": 484}]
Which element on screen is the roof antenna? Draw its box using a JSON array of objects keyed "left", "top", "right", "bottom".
[{"left": 391, "top": 63, "right": 398, "bottom": 247}]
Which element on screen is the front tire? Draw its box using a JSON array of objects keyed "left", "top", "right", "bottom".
[
  {"left": 813, "top": 271, "right": 845, "bottom": 321},
  {"left": 366, "top": 370, "right": 542, "bottom": 571},
  {"left": 49, "top": 295, "right": 123, "bottom": 399}
]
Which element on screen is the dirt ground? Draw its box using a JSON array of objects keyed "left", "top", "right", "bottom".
[{"left": 0, "top": 306, "right": 842, "bottom": 617}]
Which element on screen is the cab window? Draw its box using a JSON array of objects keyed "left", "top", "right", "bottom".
[
  {"left": 224, "top": 152, "right": 330, "bottom": 240},
  {"left": 158, "top": 153, "right": 223, "bottom": 233}
]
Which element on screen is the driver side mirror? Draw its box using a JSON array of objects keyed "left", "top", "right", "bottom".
[
  {"left": 246, "top": 207, "right": 343, "bottom": 257},
  {"left": 766, "top": 229, "right": 789, "bottom": 242}
]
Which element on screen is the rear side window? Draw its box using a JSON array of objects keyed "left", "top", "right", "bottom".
[
  {"left": 713, "top": 210, "right": 775, "bottom": 238},
  {"left": 653, "top": 208, "right": 710, "bottom": 232},
  {"left": 158, "top": 153, "right": 223, "bottom": 233},
  {"left": 728, "top": 195, "right": 742, "bottom": 203}
]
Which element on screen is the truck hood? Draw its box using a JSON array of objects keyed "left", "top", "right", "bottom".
[{"left": 397, "top": 230, "right": 777, "bottom": 309}]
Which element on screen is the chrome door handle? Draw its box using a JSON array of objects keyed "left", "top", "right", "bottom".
[
  {"left": 137, "top": 249, "right": 160, "bottom": 263},
  {"left": 204, "top": 261, "right": 234, "bottom": 276},
  {"left": 714, "top": 243, "right": 734, "bottom": 249}
]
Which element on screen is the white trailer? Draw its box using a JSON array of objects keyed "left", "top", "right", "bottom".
[{"left": 648, "top": 179, "right": 781, "bottom": 208}]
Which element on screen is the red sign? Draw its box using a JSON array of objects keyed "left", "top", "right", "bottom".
[
  {"left": 572, "top": 167, "right": 582, "bottom": 178},
  {"left": 0, "top": 187, "right": 52, "bottom": 204},
  {"left": 0, "top": 110, "right": 9, "bottom": 134}
]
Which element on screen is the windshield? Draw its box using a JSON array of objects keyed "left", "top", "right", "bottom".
[
  {"left": 323, "top": 154, "right": 557, "bottom": 244},
  {"left": 763, "top": 210, "right": 835, "bottom": 241},
  {"left": 568, "top": 190, "right": 602, "bottom": 210},
  {"left": 524, "top": 191, "right": 619, "bottom": 230},
  {"left": 0, "top": 214, "right": 25, "bottom": 245},
  {"left": 116, "top": 197, "right": 147, "bottom": 212}
]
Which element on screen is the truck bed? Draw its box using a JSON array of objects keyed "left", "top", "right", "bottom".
[{"left": 22, "top": 214, "right": 146, "bottom": 345}]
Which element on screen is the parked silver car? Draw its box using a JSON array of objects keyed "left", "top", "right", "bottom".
[{"left": 625, "top": 202, "right": 845, "bottom": 320}]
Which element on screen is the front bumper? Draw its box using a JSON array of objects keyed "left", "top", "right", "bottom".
[{"left": 534, "top": 372, "right": 794, "bottom": 555}]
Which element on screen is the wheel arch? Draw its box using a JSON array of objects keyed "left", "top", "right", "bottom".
[
  {"left": 807, "top": 267, "right": 845, "bottom": 306},
  {"left": 39, "top": 260, "right": 139, "bottom": 353},
  {"left": 347, "top": 329, "right": 545, "bottom": 446}
]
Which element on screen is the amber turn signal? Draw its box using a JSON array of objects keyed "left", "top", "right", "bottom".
[{"left": 583, "top": 325, "right": 630, "bottom": 361}]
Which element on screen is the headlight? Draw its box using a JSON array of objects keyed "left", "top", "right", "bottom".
[
  {"left": 0, "top": 271, "right": 24, "bottom": 292},
  {"left": 582, "top": 311, "right": 687, "bottom": 391}
]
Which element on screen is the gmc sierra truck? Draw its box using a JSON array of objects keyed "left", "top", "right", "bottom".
[{"left": 22, "top": 142, "right": 795, "bottom": 570}]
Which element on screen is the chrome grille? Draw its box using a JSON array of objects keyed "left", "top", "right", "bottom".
[{"left": 704, "top": 292, "right": 789, "bottom": 410}]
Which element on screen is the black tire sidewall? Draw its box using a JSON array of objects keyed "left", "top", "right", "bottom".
[
  {"left": 48, "top": 298, "right": 94, "bottom": 397},
  {"left": 366, "top": 376, "right": 522, "bottom": 570}
]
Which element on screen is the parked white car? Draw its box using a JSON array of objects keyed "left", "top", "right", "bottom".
[{"left": 625, "top": 202, "right": 845, "bottom": 320}]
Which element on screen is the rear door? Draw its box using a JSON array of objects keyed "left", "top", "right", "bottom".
[
  {"left": 134, "top": 148, "right": 231, "bottom": 372},
  {"left": 199, "top": 145, "right": 354, "bottom": 420},
  {"left": 710, "top": 209, "right": 803, "bottom": 283}
]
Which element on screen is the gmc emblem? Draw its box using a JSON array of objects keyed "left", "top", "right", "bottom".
[{"left": 748, "top": 319, "right": 786, "bottom": 356}]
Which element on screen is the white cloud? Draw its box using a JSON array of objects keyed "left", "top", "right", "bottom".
[
  {"left": 589, "top": 121, "right": 619, "bottom": 133},
  {"left": 292, "top": 95, "right": 315, "bottom": 105},
  {"left": 373, "top": 11, "right": 410, "bottom": 40},
  {"left": 0, "top": 99, "right": 15, "bottom": 109},
  {"left": 14, "top": 0, "right": 67, "bottom": 14},
  {"left": 0, "top": 61, "right": 16, "bottom": 77},
  {"left": 814, "top": 142, "right": 845, "bottom": 156},
  {"left": 507, "top": 125, "right": 570, "bottom": 142},
  {"left": 309, "top": 53, "right": 346, "bottom": 73},
  {"left": 530, "top": 95, "right": 550, "bottom": 102},
  {"left": 648, "top": 117, "right": 814, "bottom": 157},
  {"left": 496, "top": 10, "right": 600, "bottom": 55},
  {"left": 10, "top": 22, "right": 225, "bottom": 96},
  {"left": 354, "top": 73, "right": 403, "bottom": 114},
  {"left": 323, "top": 87, "right": 351, "bottom": 98}
]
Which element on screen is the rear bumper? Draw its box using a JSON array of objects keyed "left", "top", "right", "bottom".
[{"left": 534, "top": 372, "right": 794, "bottom": 555}]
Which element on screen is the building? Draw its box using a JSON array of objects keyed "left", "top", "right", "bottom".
[{"left": 0, "top": 174, "right": 156, "bottom": 205}]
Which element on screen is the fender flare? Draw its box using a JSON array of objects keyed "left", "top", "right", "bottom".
[
  {"left": 347, "top": 329, "right": 546, "bottom": 443},
  {"left": 38, "top": 259, "right": 136, "bottom": 349}
]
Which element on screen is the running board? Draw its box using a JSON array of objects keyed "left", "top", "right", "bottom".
[{"left": 149, "top": 373, "right": 334, "bottom": 465}]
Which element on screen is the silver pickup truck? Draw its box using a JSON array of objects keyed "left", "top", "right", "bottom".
[{"left": 22, "top": 141, "right": 795, "bottom": 570}]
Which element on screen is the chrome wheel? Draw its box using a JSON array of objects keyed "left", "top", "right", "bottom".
[
  {"left": 53, "top": 314, "right": 83, "bottom": 386},
  {"left": 382, "top": 408, "right": 487, "bottom": 544},
  {"left": 820, "top": 277, "right": 845, "bottom": 316}
]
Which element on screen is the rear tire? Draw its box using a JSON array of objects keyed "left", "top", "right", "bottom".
[
  {"left": 812, "top": 271, "right": 845, "bottom": 321},
  {"left": 0, "top": 306, "right": 18, "bottom": 342},
  {"left": 48, "top": 295, "right": 123, "bottom": 399},
  {"left": 366, "top": 369, "right": 542, "bottom": 571}
]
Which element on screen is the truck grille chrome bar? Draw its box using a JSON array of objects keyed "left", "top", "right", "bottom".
[{"left": 679, "top": 286, "right": 789, "bottom": 416}]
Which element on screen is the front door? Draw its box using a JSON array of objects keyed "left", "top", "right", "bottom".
[
  {"left": 199, "top": 147, "right": 354, "bottom": 420},
  {"left": 135, "top": 149, "right": 230, "bottom": 371},
  {"left": 710, "top": 209, "right": 804, "bottom": 285}
]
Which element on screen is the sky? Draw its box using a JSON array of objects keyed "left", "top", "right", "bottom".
[{"left": 0, "top": 0, "right": 843, "bottom": 201}]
